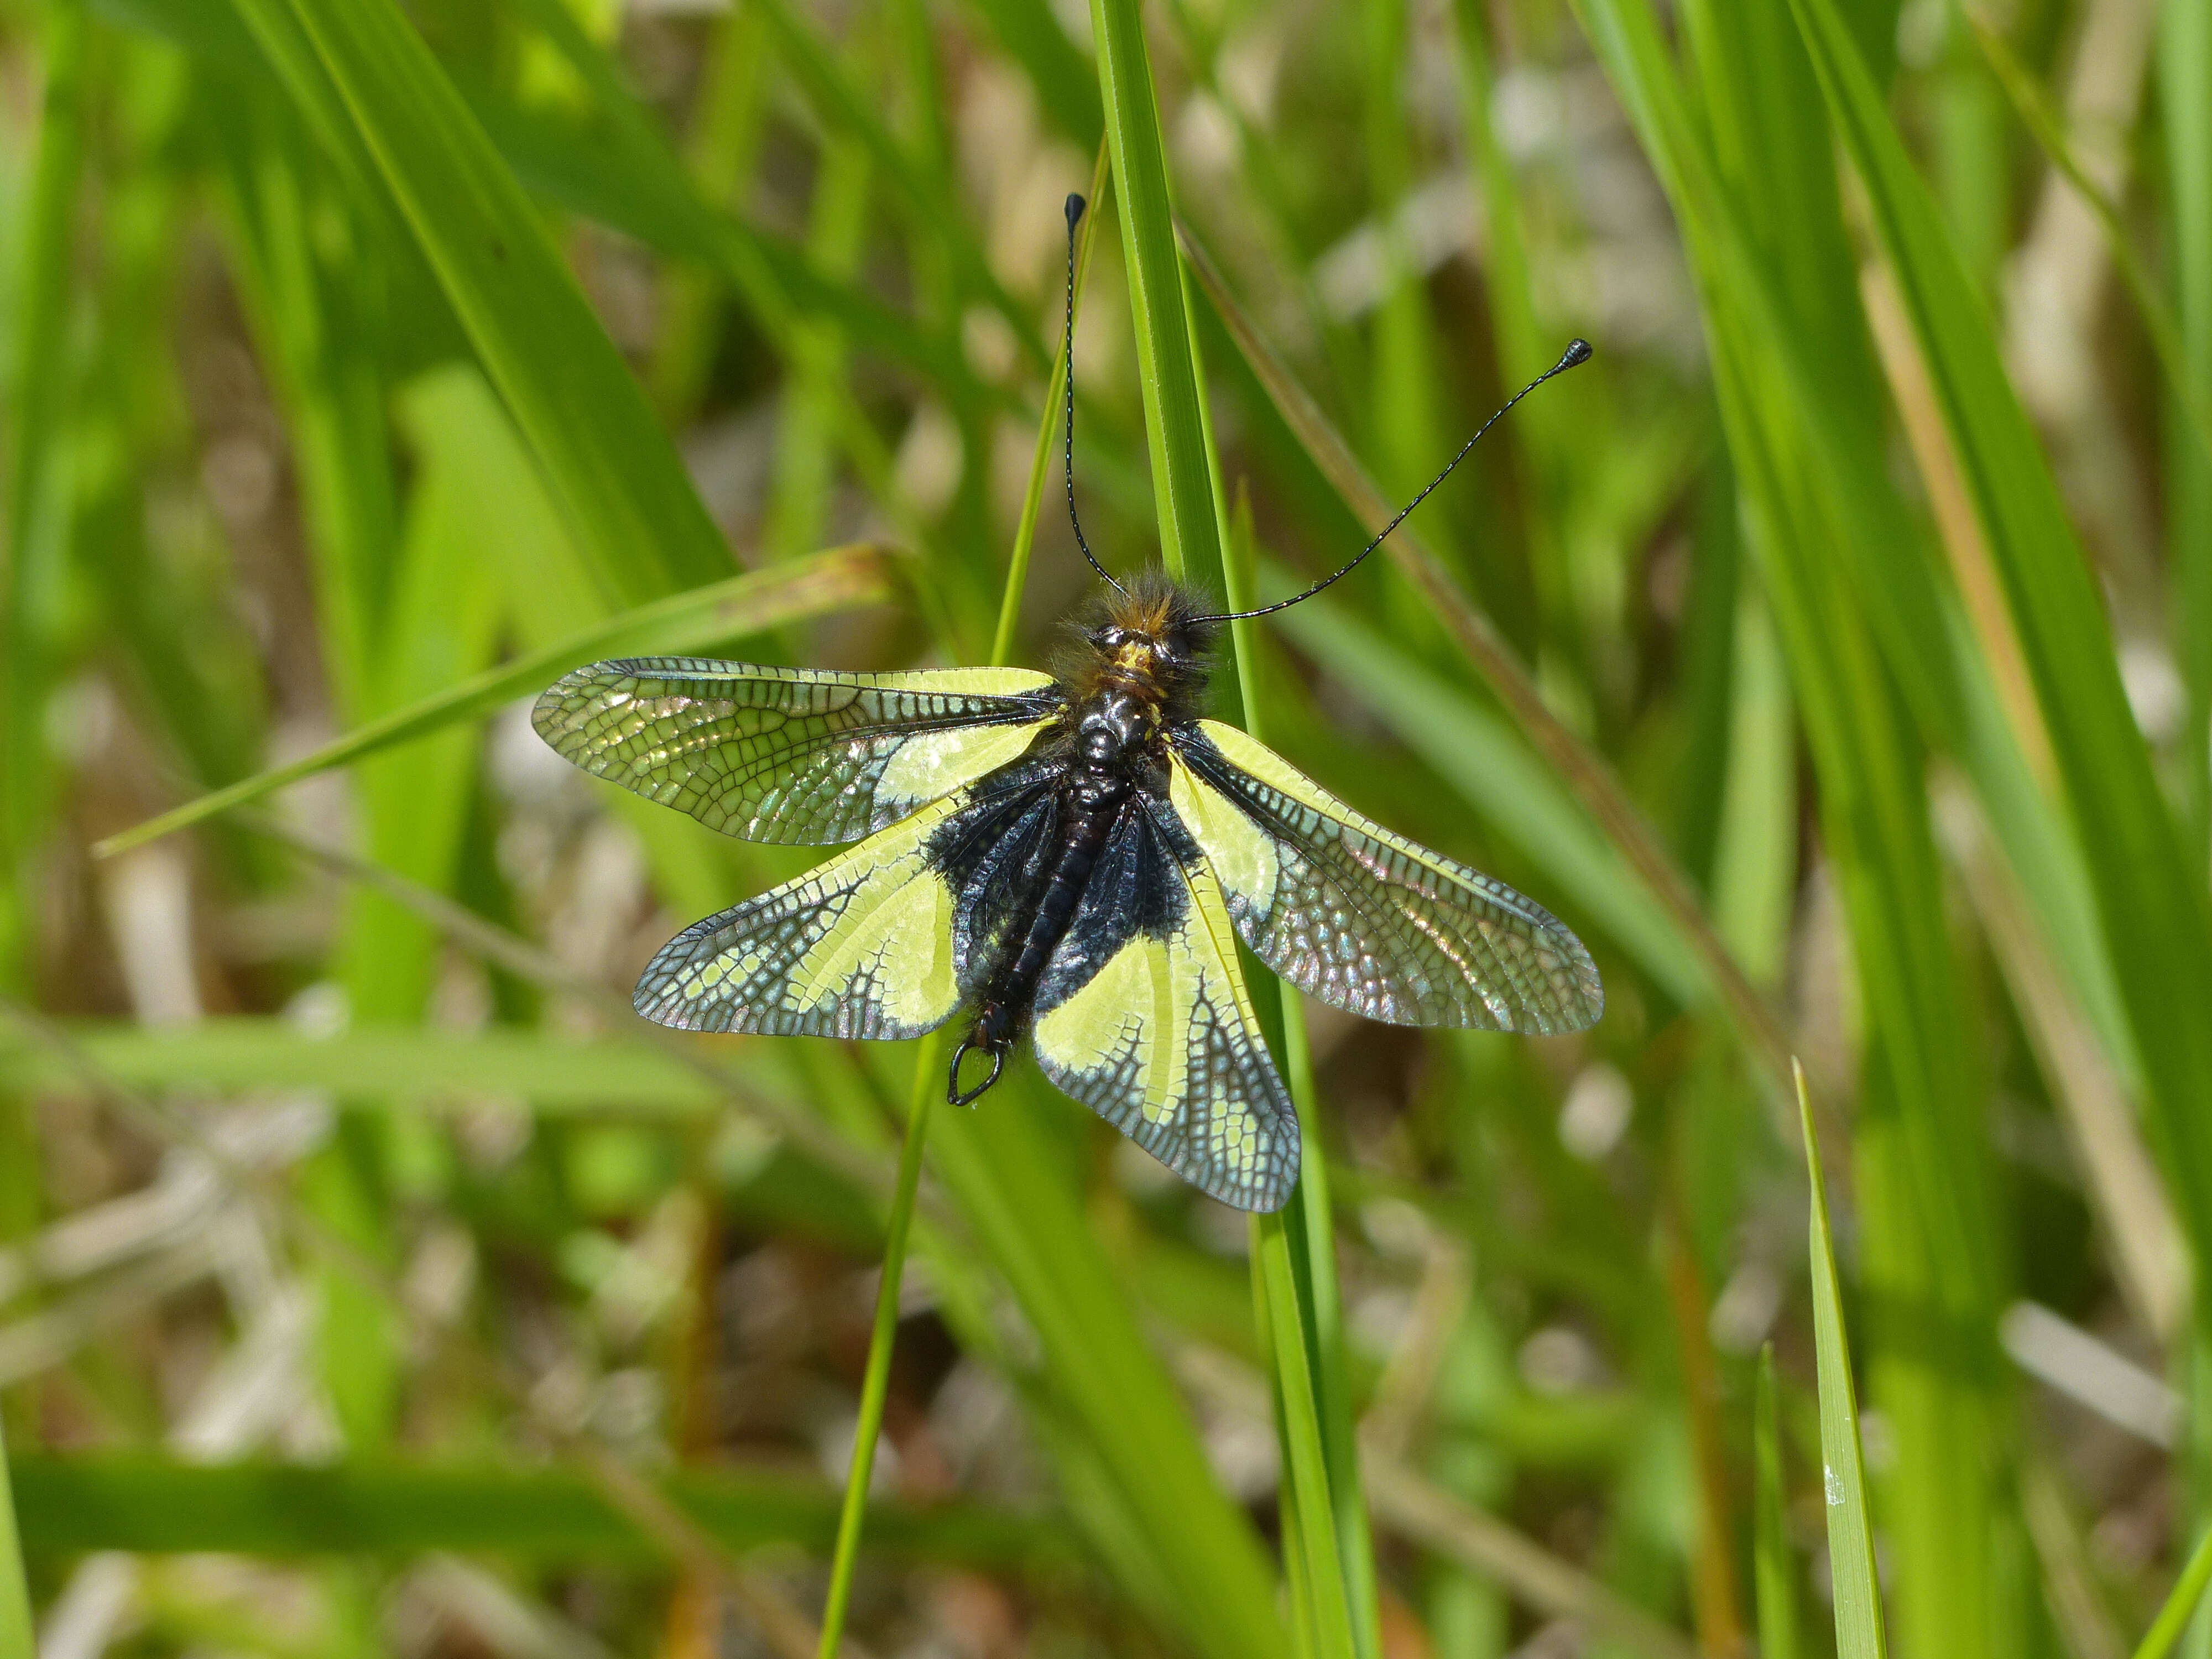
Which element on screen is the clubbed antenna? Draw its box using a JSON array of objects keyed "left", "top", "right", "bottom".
[
  {"left": 1062, "top": 193, "right": 1124, "bottom": 596},
  {"left": 1190, "top": 338, "right": 1593, "bottom": 625}
]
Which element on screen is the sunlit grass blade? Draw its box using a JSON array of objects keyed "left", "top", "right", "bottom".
[
  {"left": 1092, "top": 0, "right": 1224, "bottom": 592},
  {"left": 1786, "top": 0, "right": 2212, "bottom": 1290},
  {"left": 0, "top": 1412, "right": 30, "bottom": 1659},
  {"left": 244, "top": 0, "right": 733, "bottom": 605},
  {"left": 1798, "top": 1062, "right": 1889, "bottom": 1659},
  {"left": 93, "top": 546, "right": 895, "bottom": 859},
  {"left": 2134, "top": 1525, "right": 2212, "bottom": 1659},
  {"left": 1754, "top": 1345, "right": 1800, "bottom": 1659}
]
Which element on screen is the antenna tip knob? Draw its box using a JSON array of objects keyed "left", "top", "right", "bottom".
[
  {"left": 1559, "top": 338, "right": 1593, "bottom": 369},
  {"left": 1065, "top": 193, "right": 1088, "bottom": 228}
]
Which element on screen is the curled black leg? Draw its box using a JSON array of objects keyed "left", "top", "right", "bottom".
[{"left": 947, "top": 1037, "right": 1006, "bottom": 1107}]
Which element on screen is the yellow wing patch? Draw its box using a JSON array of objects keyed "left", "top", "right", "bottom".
[
  {"left": 1031, "top": 809, "right": 1298, "bottom": 1211},
  {"left": 871, "top": 721, "right": 1048, "bottom": 819},
  {"left": 637, "top": 794, "right": 964, "bottom": 1040}
]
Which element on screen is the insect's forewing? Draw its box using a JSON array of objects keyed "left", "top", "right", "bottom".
[
  {"left": 1029, "top": 802, "right": 1299, "bottom": 1212},
  {"left": 534, "top": 658, "right": 1062, "bottom": 845},
  {"left": 635, "top": 761, "right": 1061, "bottom": 1037},
  {"left": 1167, "top": 720, "right": 1603, "bottom": 1035}
]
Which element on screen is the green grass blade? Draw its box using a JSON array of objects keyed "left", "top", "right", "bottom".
[
  {"left": 1798, "top": 1064, "right": 1890, "bottom": 1659},
  {"left": 2, "top": 0, "right": 87, "bottom": 983},
  {"left": 2167, "top": 0, "right": 2212, "bottom": 851},
  {"left": 1787, "top": 0, "right": 2212, "bottom": 1294},
  {"left": 1173, "top": 122, "right": 1374, "bottom": 1659},
  {"left": 1754, "top": 1345, "right": 1800, "bottom": 1659},
  {"left": 94, "top": 546, "right": 894, "bottom": 859},
  {"left": 815, "top": 1062, "right": 936, "bottom": 1659},
  {"left": 1092, "top": 0, "right": 1224, "bottom": 591},
  {"left": 926, "top": 1092, "right": 1287, "bottom": 1659},
  {"left": 1221, "top": 515, "right": 1369, "bottom": 1659},
  {"left": 8, "top": 1454, "right": 1070, "bottom": 1570},
  {"left": 2135, "top": 1525, "right": 2212, "bottom": 1659},
  {"left": 0, "top": 1019, "right": 752, "bottom": 1115},
  {"left": 0, "top": 1413, "right": 31, "bottom": 1659},
  {"left": 243, "top": 0, "right": 734, "bottom": 606}
]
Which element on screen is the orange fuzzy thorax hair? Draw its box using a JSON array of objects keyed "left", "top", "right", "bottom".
[{"left": 1052, "top": 568, "right": 1217, "bottom": 728}]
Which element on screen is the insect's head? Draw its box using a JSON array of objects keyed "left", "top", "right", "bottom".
[{"left": 1069, "top": 569, "right": 1217, "bottom": 709}]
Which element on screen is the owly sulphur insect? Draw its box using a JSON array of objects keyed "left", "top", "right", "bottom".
[{"left": 534, "top": 197, "right": 1601, "bottom": 1212}]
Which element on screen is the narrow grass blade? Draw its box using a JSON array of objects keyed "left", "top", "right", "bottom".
[
  {"left": 2135, "top": 1525, "right": 2212, "bottom": 1659},
  {"left": 93, "top": 546, "right": 894, "bottom": 859},
  {"left": 2, "top": 0, "right": 87, "bottom": 975},
  {"left": 242, "top": 0, "right": 734, "bottom": 605},
  {"left": 1092, "top": 0, "right": 1224, "bottom": 589},
  {"left": 2166, "top": 0, "right": 2212, "bottom": 850},
  {"left": 1754, "top": 1345, "right": 1801, "bottom": 1659},
  {"left": 815, "top": 1060, "right": 936, "bottom": 1659},
  {"left": 7, "top": 1454, "right": 1070, "bottom": 1569},
  {"left": 1798, "top": 1062, "right": 1890, "bottom": 1659},
  {"left": 0, "top": 1413, "right": 31, "bottom": 1659}
]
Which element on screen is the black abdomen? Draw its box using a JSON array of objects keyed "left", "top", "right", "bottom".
[{"left": 948, "top": 766, "right": 1130, "bottom": 1104}]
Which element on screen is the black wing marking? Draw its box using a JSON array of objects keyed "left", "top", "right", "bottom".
[
  {"left": 635, "top": 759, "right": 1061, "bottom": 1037},
  {"left": 1029, "top": 801, "right": 1300, "bottom": 1212},
  {"left": 534, "top": 658, "right": 1063, "bottom": 845},
  {"left": 1168, "top": 721, "right": 1603, "bottom": 1034}
]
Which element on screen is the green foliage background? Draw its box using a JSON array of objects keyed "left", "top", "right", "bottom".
[{"left": 1, "top": 0, "right": 2209, "bottom": 1652}]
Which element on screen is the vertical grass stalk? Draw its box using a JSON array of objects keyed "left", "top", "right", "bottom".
[
  {"left": 1799, "top": 1062, "right": 1889, "bottom": 1658},
  {"left": 815, "top": 1047, "right": 938, "bottom": 1659}
]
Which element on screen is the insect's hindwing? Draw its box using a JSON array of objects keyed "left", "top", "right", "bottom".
[
  {"left": 1168, "top": 721, "right": 1603, "bottom": 1034},
  {"left": 634, "top": 761, "right": 1061, "bottom": 1039},
  {"left": 1030, "top": 804, "right": 1299, "bottom": 1212},
  {"left": 534, "top": 658, "right": 1061, "bottom": 846}
]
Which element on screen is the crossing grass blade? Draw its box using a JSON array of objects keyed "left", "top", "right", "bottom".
[
  {"left": 1798, "top": 1065, "right": 1890, "bottom": 1659},
  {"left": 93, "top": 545, "right": 896, "bottom": 859}
]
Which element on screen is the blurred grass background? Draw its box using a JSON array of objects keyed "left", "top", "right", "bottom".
[{"left": 2, "top": 0, "right": 2210, "bottom": 1651}]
